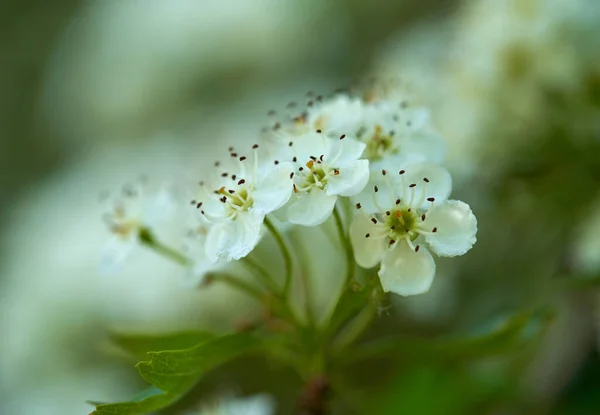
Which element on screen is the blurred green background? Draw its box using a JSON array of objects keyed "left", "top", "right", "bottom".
[{"left": 1, "top": 0, "right": 599, "bottom": 414}]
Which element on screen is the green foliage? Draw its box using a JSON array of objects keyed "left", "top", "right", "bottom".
[
  {"left": 341, "top": 309, "right": 553, "bottom": 365},
  {"left": 111, "top": 330, "right": 215, "bottom": 360},
  {"left": 91, "top": 334, "right": 260, "bottom": 415}
]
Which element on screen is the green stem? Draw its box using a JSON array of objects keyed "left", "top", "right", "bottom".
[
  {"left": 264, "top": 217, "right": 294, "bottom": 298},
  {"left": 331, "top": 303, "right": 377, "bottom": 352},
  {"left": 332, "top": 204, "right": 354, "bottom": 283},
  {"left": 138, "top": 227, "right": 191, "bottom": 266},
  {"left": 243, "top": 256, "right": 280, "bottom": 293},
  {"left": 290, "top": 228, "right": 317, "bottom": 327},
  {"left": 208, "top": 272, "right": 266, "bottom": 303}
]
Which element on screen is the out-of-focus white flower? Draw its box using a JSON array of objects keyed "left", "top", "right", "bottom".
[
  {"left": 100, "top": 178, "right": 176, "bottom": 274},
  {"left": 185, "top": 394, "right": 275, "bottom": 415},
  {"left": 285, "top": 132, "right": 369, "bottom": 226},
  {"left": 350, "top": 163, "right": 477, "bottom": 296},
  {"left": 193, "top": 145, "right": 294, "bottom": 261}
]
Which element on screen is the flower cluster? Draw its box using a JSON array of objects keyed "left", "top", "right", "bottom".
[{"left": 100, "top": 86, "right": 478, "bottom": 296}]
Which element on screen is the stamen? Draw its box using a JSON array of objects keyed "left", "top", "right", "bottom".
[
  {"left": 340, "top": 134, "right": 345, "bottom": 140},
  {"left": 290, "top": 172, "right": 294, "bottom": 179},
  {"left": 371, "top": 218, "right": 377, "bottom": 224},
  {"left": 292, "top": 156, "right": 297, "bottom": 162},
  {"left": 382, "top": 169, "right": 387, "bottom": 176},
  {"left": 274, "top": 160, "right": 279, "bottom": 165},
  {"left": 427, "top": 197, "right": 435, "bottom": 202},
  {"left": 432, "top": 227, "right": 437, "bottom": 233},
  {"left": 365, "top": 233, "right": 370, "bottom": 238},
  {"left": 423, "top": 177, "right": 429, "bottom": 183},
  {"left": 238, "top": 179, "right": 246, "bottom": 185},
  {"left": 396, "top": 199, "right": 401, "bottom": 205},
  {"left": 355, "top": 203, "right": 361, "bottom": 209},
  {"left": 374, "top": 185, "right": 379, "bottom": 192},
  {"left": 399, "top": 170, "right": 405, "bottom": 175},
  {"left": 252, "top": 144, "right": 259, "bottom": 149},
  {"left": 415, "top": 245, "right": 420, "bottom": 253},
  {"left": 421, "top": 214, "right": 426, "bottom": 221},
  {"left": 239, "top": 156, "right": 247, "bottom": 161},
  {"left": 316, "top": 129, "right": 322, "bottom": 133}
]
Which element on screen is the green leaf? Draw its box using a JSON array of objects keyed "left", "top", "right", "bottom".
[
  {"left": 340, "top": 309, "right": 553, "bottom": 364},
  {"left": 91, "top": 333, "right": 260, "bottom": 415},
  {"left": 111, "top": 330, "right": 215, "bottom": 360}
]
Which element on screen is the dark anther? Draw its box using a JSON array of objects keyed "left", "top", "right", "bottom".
[
  {"left": 274, "top": 160, "right": 279, "bottom": 165},
  {"left": 421, "top": 214, "right": 426, "bottom": 221},
  {"left": 409, "top": 183, "right": 416, "bottom": 188},
  {"left": 310, "top": 156, "right": 317, "bottom": 161},
  {"left": 238, "top": 179, "right": 246, "bottom": 185},
  {"left": 386, "top": 211, "right": 390, "bottom": 216},
  {"left": 230, "top": 152, "right": 238, "bottom": 157},
  {"left": 288, "top": 141, "right": 293, "bottom": 147},
  {"left": 214, "top": 161, "right": 221, "bottom": 167},
  {"left": 382, "top": 170, "right": 387, "bottom": 176},
  {"left": 290, "top": 172, "right": 294, "bottom": 179},
  {"left": 228, "top": 190, "right": 235, "bottom": 194},
  {"left": 374, "top": 185, "right": 379, "bottom": 192},
  {"left": 427, "top": 197, "right": 435, "bottom": 202},
  {"left": 423, "top": 177, "right": 430, "bottom": 183},
  {"left": 396, "top": 199, "right": 401, "bottom": 205},
  {"left": 365, "top": 233, "right": 370, "bottom": 238},
  {"left": 340, "top": 134, "right": 345, "bottom": 140},
  {"left": 316, "top": 129, "right": 322, "bottom": 133},
  {"left": 371, "top": 218, "right": 377, "bottom": 224},
  {"left": 239, "top": 156, "right": 247, "bottom": 161},
  {"left": 389, "top": 239, "right": 396, "bottom": 245},
  {"left": 399, "top": 170, "right": 405, "bottom": 175},
  {"left": 415, "top": 245, "right": 420, "bottom": 252},
  {"left": 221, "top": 172, "right": 228, "bottom": 177},
  {"left": 432, "top": 227, "right": 438, "bottom": 233},
  {"left": 292, "top": 156, "right": 297, "bottom": 162},
  {"left": 355, "top": 203, "right": 361, "bottom": 209},
  {"left": 252, "top": 144, "right": 259, "bottom": 149}
]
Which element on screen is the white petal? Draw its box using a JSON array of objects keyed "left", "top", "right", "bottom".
[
  {"left": 425, "top": 200, "right": 477, "bottom": 257},
  {"left": 205, "top": 212, "right": 263, "bottom": 261},
  {"left": 398, "top": 162, "right": 452, "bottom": 209},
  {"left": 351, "top": 173, "right": 394, "bottom": 214},
  {"left": 379, "top": 242, "right": 436, "bottom": 296},
  {"left": 399, "top": 130, "right": 446, "bottom": 165},
  {"left": 349, "top": 212, "right": 386, "bottom": 268},
  {"left": 326, "top": 159, "right": 370, "bottom": 197},
  {"left": 286, "top": 188, "right": 337, "bottom": 226},
  {"left": 99, "top": 236, "right": 136, "bottom": 275},
  {"left": 290, "top": 131, "right": 328, "bottom": 163},
  {"left": 252, "top": 162, "right": 294, "bottom": 214},
  {"left": 326, "top": 136, "right": 367, "bottom": 165},
  {"left": 142, "top": 188, "right": 175, "bottom": 225}
]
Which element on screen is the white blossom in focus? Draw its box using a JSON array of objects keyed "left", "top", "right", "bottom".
[
  {"left": 193, "top": 145, "right": 294, "bottom": 262},
  {"left": 350, "top": 163, "right": 477, "bottom": 296},
  {"left": 285, "top": 131, "right": 369, "bottom": 226},
  {"left": 100, "top": 178, "right": 175, "bottom": 274}
]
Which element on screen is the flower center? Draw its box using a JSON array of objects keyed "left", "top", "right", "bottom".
[
  {"left": 359, "top": 170, "right": 439, "bottom": 252},
  {"left": 293, "top": 158, "right": 339, "bottom": 193},
  {"left": 360, "top": 125, "right": 398, "bottom": 161},
  {"left": 217, "top": 184, "right": 254, "bottom": 218}
]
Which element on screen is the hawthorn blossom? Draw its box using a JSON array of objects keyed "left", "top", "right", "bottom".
[
  {"left": 100, "top": 179, "right": 175, "bottom": 273},
  {"left": 285, "top": 131, "right": 369, "bottom": 226},
  {"left": 350, "top": 163, "right": 477, "bottom": 296},
  {"left": 192, "top": 145, "right": 294, "bottom": 262}
]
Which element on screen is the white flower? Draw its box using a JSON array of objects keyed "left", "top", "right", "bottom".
[
  {"left": 285, "top": 131, "right": 370, "bottom": 226},
  {"left": 307, "top": 94, "right": 366, "bottom": 137},
  {"left": 100, "top": 179, "right": 175, "bottom": 274},
  {"left": 193, "top": 144, "right": 294, "bottom": 262},
  {"left": 350, "top": 163, "right": 477, "bottom": 296}
]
